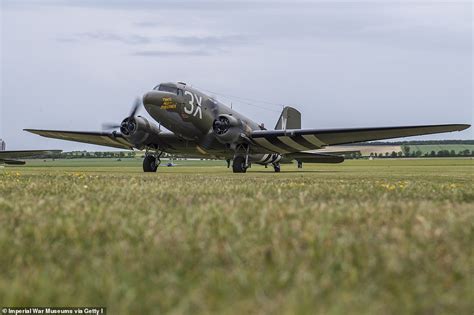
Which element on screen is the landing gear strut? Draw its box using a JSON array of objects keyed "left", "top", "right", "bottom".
[{"left": 143, "top": 150, "right": 162, "bottom": 172}]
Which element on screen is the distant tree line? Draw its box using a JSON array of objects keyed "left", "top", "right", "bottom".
[
  {"left": 344, "top": 147, "right": 474, "bottom": 159},
  {"left": 31, "top": 151, "right": 138, "bottom": 159},
  {"left": 363, "top": 149, "right": 474, "bottom": 159},
  {"left": 364, "top": 140, "right": 474, "bottom": 146},
  {"left": 402, "top": 146, "right": 473, "bottom": 158}
]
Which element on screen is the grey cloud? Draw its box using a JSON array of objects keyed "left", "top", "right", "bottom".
[
  {"left": 132, "top": 50, "right": 211, "bottom": 57},
  {"left": 58, "top": 32, "right": 245, "bottom": 53},
  {"left": 164, "top": 35, "right": 246, "bottom": 47},
  {"left": 133, "top": 21, "right": 160, "bottom": 28},
  {"left": 57, "top": 31, "right": 151, "bottom": 45}
]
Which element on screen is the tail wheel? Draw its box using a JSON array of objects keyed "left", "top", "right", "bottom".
[
  {"left": 232, "top": 156, "right": 247, "bottom": 173},
  {"left": 143, "top": 155, "right": 158, "bottom": 172}
]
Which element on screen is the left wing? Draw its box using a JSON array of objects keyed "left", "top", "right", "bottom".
[{"left": 251, "top": 124, "right": 470, "bottom": 153}]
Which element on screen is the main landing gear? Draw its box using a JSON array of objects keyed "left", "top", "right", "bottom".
[
  {"left": 143, "top": 150, "right": 162, "bottom": 172},
  {"left": 232, "top": 155, "right": 248, "bottom": 173},
  {"left": 232, "top": 143, "right": 252, "bottom": 173}
]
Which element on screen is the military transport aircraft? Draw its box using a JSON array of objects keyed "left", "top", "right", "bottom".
[{"left": 26, "top": 82, "right": 470, "bottom": 173}]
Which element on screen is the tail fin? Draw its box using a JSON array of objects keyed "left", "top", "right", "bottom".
[{"left": 275, "top": 106, "right": 301, "bottom": 130}]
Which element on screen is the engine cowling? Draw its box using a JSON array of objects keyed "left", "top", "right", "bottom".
[
  {"left": 212, "top": 114, "right": 249, "bottom": 144},
  {"left": 120, "top": 116, "right": 161, "bottom": 149}
]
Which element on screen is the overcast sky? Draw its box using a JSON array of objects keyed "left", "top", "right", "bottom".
[{"left": 1, "top": 0, "right": 472, "bottom": 150}]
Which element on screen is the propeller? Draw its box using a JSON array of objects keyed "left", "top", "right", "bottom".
[
  {"left": 102, "top": 122, "right": 121, "bottom": 130},
  {"left": 199, "top": 100, "right": 224, "bottom": 149},
  {"left": 102, "top": 97, "right": 142, "bottom": 135}
]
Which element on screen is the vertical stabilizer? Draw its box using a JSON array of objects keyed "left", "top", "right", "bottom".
[{"left": 275, "top": 106, "right": 301, "bottom": 130}]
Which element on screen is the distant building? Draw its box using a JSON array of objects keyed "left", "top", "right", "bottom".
[{"left": 0, "top": 139, "right": 5, "bottom": 151}]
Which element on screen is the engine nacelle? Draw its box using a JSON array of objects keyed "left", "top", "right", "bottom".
[
  {"left": 120, "top": 116, "right": 161, "bottom": 149},
  {"left": 212, "top": 114, "right": 251, "bottom": 144}
]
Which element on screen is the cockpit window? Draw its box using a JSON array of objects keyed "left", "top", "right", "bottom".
[{"left": 155, "top": 84, "right": 178, "bottom": 94}]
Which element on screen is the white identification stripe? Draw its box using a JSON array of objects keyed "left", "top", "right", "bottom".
[
  {"left": 272, "top": 155, "right": 282, "bottom": 163},
  {"left": 277, "top": 136, "right": 311, "bottom": 151},
  {"left": 302, "top": 134, "right": 326, "bottom": 148},
  {"left": 253, "top": 138, "right": 289, "bottom": 153},
  {"left": 259, "top": 154, "right": 270, "bottom": 163}
]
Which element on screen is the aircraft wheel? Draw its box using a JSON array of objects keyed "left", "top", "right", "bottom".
[
  {"left": 273, "top": 163, "right": 281, "bottom": 173},
  {"left": 232, "top": 156, "right": 247, "bottom": 173},
  {"left": 143, "top": 155, "right": 158, "bottom": 172}
]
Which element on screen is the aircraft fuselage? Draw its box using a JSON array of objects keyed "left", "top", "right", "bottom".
[{"left": 142, "top": 82, "right": 271, "bottom": 160}]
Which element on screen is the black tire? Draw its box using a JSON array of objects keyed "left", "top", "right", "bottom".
[
  {"left": 273, "top": 163, "right": 281, "bottom": 173},
  {"left": 232, "top": 156, "right": 247, "bottom": 173},
  {"left": 143, "top": 155, "right": 158, "bottom": 172}
]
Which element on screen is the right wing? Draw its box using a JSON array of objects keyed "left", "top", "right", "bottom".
[
  {"left": 25, "top": 129, "right": 134, "bottom": 150},
  {"left": 24, "top": 129, "right": 205, "bottom": 157}
]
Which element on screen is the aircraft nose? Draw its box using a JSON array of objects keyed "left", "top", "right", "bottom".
[{"left": 142, "top": 91, "right": 163, "bottom": 106}]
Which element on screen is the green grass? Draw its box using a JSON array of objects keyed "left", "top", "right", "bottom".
[{"left": 0, "top": 159, "right": 473, "bottom": 314}]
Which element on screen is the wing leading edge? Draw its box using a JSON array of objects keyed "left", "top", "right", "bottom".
[
  {"left": 24, "top": 129, "right": 134, "bottom": 150},
  {"left": 251, "top": 124, "right": 470, "bottom": 153},
  {"left": 24, "top": 129, "right": 193, "bottom": 154}
]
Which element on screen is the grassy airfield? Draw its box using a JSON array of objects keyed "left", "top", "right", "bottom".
[{"left": 0, "top": 159, "right": 473, "bottom": 314}]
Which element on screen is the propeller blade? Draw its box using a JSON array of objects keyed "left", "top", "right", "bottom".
[
  {"left": 102, "top": 123, "right": 121, "bottom": 130},
  {"left": 129, "top": 97, "right": 142, "bottom": 118},
  {"left": 101, "top": 96, "right": 142, "bottom": 131}
]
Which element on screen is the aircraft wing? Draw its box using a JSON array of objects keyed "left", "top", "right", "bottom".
[
  {"left": 24, "top": 129, "right": 200, "bottom": 155},
  {"left": 24, "top": 129, "right": 134, "bottom": 150},
  {"left": 251, "top": 124, "right": 470, "bottom": 153},
  {"left": 0, "top": 150, "right": 62, "bottom": 159},
  {"left": 0, "top": 150, "right": 62, "bottom": 165}
]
